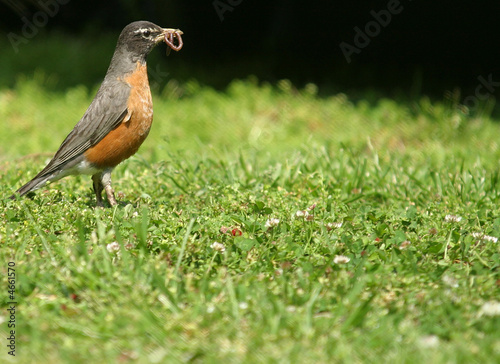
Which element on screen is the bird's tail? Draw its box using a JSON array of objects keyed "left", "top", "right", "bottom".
[
  {"left": 10, "top": 154, "right": 82, "bottom": 201},
  {"left": 9, "top": 174, "right": 51, "bottom": 200}
]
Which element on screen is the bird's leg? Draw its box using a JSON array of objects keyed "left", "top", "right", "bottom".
[
  {"left": 101, "top": 169, "right": 117, "bottom": 206},
  {"left": 92, "top": 173, "right": 105, "bottom": 207}
]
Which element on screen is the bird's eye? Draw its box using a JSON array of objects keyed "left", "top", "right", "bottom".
[{"left": 143, "top": 30, "right": 151, "bottom": 37}]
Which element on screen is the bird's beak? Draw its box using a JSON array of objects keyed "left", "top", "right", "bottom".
[
  {"left": 157, "top": 28, "right": 183, "bottom": 43},
  {"left": 163, "top": 28, "right": 183, "bottom": 36}
]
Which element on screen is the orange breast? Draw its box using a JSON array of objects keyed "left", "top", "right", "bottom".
[{"left": 84, "top": 62, "right": 153, "bottom": 168}]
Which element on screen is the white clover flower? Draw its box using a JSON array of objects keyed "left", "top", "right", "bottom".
[
  {"left": 238, "top": 302, "right": 249, "bottom": 310},
  {"left": 479, "top": 301, "right": 500, "bottom": 317},
  {"left": 418, "top": 335, "right": 440, "bottom": 348},
  {"left": 106, "top": 242, "right": 120, "bottom": 253},
  {"left": 483, "top": 235, "right": 498, "bottom": 243},
  {"left": 444, "top": 214, "right": 462, "bottom": 223},
  {"left": 295, "top": 210, "right": 308, "bottom": 218},
  {"left": 210, "top": 242, "right": 226, "bottom": 253},
  {"left": 471, "top": 233, "right": 498, "bottom": 243},
  {"left": 265, "top": 218, "right": 280, "bottom": 228},
  {"left": 326, "top": 222, "right": 343, "bottom": 230},
  {"left": 333, "top": 255, "right": 350, "bottom": 264}
]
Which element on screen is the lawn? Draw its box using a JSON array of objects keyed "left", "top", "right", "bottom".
[{"left": 1, "top": 36, "right": 500, "bottom": 363}]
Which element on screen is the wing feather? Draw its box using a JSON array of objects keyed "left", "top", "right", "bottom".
[{"left": 36, "top": 79, "right": 131, "bottom": 178}]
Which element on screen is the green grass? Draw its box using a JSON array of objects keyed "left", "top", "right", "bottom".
[{"left": 1, "top": 69, "right": 500, "bottom": 362}]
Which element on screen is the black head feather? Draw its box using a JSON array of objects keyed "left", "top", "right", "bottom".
[{"left": 117, "top": 21, "right": 166, "bottom": 59}]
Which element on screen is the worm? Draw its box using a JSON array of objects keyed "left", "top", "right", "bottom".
[{"left": 165, "top": 31, "right": 183, "bottom": 52}]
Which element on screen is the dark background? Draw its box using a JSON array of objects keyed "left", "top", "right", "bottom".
[{"left": 1, "top": 0, "right": 499, "bottom": 98}]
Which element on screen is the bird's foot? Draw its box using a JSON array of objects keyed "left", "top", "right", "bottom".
[{"left": 105, "top": 185, "right": 117, "bottom": 206}]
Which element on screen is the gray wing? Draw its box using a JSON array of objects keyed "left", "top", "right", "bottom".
[
  {"left": 13, "top": 79, "right": 131, "bottom": 197},
  {"left": 38, "top": 79, "right": 131, "bottom": 177}
]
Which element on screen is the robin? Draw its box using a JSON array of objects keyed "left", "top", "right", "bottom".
[{"left": 10, "top": 21, "right": 183, "bottom": 206}]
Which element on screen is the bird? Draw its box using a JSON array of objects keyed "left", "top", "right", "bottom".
[{"left": 10, "top": 21, "right": 183, "bottom": 206}]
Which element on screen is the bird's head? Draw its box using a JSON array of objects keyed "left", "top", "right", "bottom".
[{"left": 117, "top": 21, "right": 183, "bottom": 60}]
